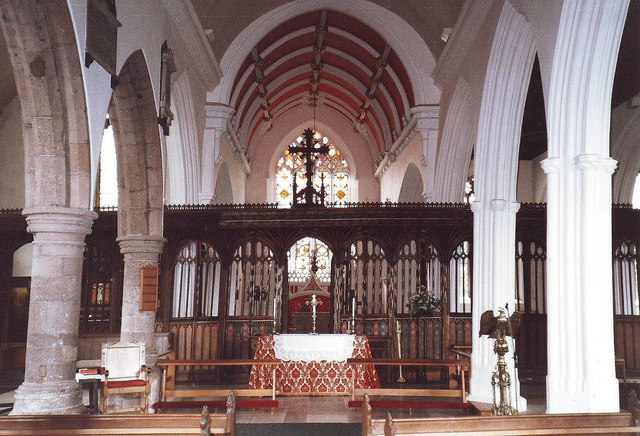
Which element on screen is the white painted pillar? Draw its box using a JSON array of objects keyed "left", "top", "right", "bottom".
[
  {"left": 542, "top": 155, "right": 619, "bottom": 413},
  {"left": 199, "top": 103, "right": 235, "bottom": 204},
  {"left": 117, "top": 235, "right": 166, "bottom": 365},
  {"left": 11, "top": 207, "right": 97, "bottom": 415},
  {"left": 411, "top": 105, "right": 439, "bottom": 202},
  {"left": 468, "top": 199, "right": 526, "bottom": 411},
  {"left": 542, "top": 0, "right": 628, "bottom": 414}
]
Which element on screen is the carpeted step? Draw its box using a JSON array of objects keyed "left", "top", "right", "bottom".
[
  {"left": 348, "top": 399, "right": 473, "bottom": 409},
  {"left": 152, "top": 399, "right": 278, "bottom": 411}
]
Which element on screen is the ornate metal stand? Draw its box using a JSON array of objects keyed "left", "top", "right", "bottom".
[
  {"left": 396, "top": 321, "right": 406, "bottom": 383},
  {"left": 491, "top": 309, "right": 517, "bottom": 415}
]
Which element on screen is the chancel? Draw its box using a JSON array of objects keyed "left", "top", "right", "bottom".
[{"left": 1, "top": 0, "right": 640, "bottom": 434}]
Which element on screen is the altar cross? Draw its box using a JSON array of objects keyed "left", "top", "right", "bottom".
[{"left": 305, "top": 293, "right": 323, "bottom": 334}]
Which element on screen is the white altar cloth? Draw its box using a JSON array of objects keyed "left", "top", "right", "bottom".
[{"left": 273, "top": 334, "right": 355, "bottom": 362}]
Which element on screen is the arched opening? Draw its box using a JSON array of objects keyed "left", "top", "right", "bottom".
[
  {"left": 97, "top": 120, "right": 118, "bottom": 208},
  {"left": 397, "top": 163, "right": 423, "bottom": 202},
  {"left": 287, "top": 237, "right": 332, "bottom": 333},
  {"left": 109, "top": 50, "right": 164, "bottom": 236}
]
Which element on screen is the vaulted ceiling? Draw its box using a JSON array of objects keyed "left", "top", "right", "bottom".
[{"left": 227, "top": 10, "right": 415, "bottom": 154}]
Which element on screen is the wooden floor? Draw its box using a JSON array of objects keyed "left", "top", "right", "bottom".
[{"left": 0, "top": 383, "right": 549, "bottom": 422}]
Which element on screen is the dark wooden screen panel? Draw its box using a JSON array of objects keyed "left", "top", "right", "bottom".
[
  {"left": 172, "top": 241, "right": 222, "bottom": 319},
  {"left": 613, "top": 241, "right": 640, "bottom": 315},
  {"left": 344, "top": 240, "right": 388, "bottom": 316},
  {"left": 227, "top": 240, "right": 277, "bottom": 317},
  {"left": 396, "top": 239, "right": 442, "bottom": 314}
]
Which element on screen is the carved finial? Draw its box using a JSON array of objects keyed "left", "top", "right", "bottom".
[{"left": 200, "top": 405, "right": 211, "bottom": 435}]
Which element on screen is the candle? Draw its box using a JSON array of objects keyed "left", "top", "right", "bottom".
[
  {"left": 312, "top": 294, "right": 317, "bottom": 317},
  {"left": 273, "top": 297, "right": 277, "bottom": 320},
  {"left": 352, "top": 297, "right": 356, "bottom": 319}
]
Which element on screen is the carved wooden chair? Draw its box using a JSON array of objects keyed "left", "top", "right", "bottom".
[{"left": 100, "top": 342, "right": 150, "bottom": 414}]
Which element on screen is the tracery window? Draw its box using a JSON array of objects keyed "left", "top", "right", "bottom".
[
  {"left": 287, "top": 237, "right": 332, "bottom": 283},
  {"left": 172, "top": 241, "right": 222, "bottom": 319},
  {"left": 275, "top": 134, "right": 350, "bottom": 207}
]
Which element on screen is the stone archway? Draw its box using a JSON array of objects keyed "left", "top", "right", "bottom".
[
  {"left": 0, "top": 0, "right": 97, "bottom": 415},
  {"left": 109, "top": 50, "right": 165, "bottom": 363},
  {"left": 468, "top": 1, "right": 535, "bottom": 408}
]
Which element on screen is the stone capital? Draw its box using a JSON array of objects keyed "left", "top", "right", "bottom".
[
  {"left": 575, "top": 154, "right": 618, "bottom": 174},
  {"left": 117, "top": 234, "right": 166, "bottom": 259},
  {"left": 23, "top": 206, "right": 97, "bottom": 240},
  {"left": 540, "top": 157, "right": 564, "bottom": 174},
  {"left": 205, "top": 103, "right": 235, "bottom": 129}
]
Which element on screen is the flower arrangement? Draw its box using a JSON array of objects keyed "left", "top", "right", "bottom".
[{"left": 407, "top": 286, "right": 442, "bottom": 316}]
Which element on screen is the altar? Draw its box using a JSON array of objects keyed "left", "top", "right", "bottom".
[{"left": 249, "top": 334, "right": 380, "bottom": 394}]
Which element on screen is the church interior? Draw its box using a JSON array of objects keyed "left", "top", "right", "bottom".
[{"left": 1, "top": 0, "right": 640, "bottom": 434}]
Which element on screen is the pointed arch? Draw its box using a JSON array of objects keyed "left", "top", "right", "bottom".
[
  {"left": 612, "top": 108, "right": 640, "bottom": 203},
  {"left": 434, "top": 78, "right": 474, "bottom": 202},
  {"left": 170, "top": 72, "right": 200, "bottom": 204},
  {"left": 109, "top": 50, "right": 164, "bottom": 236}
]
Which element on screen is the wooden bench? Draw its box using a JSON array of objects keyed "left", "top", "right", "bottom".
[
  {"left": 0, "top": 391, "right": 236, "bottom": 435},
  {"left": 157, "top": 359, "right": 280, "bottom": 402},
  {"left": 348, "top": 358, "right": 469, "bottom": 401},
  {"left": 361, "top": 394, "right": 640, "bottom": 436}
]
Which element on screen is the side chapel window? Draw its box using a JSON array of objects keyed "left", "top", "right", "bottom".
[{"left": 275, "top": 133, "right": 350, "bottom": 207}]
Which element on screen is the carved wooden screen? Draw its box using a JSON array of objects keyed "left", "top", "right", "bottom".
[
  {"left": 81, "top": 244, "right": 121, "bottom": 333},
  {"left": 172, "top": 241, "right": 222, "bottom": 319},
  {"left": 515, "top": 241, "right": 547, "bottom": 314},
  {"left": 396, "top": 239, "right": 442, "bottom": 314},
  {"left": 613, "top": 241, "right": 640, "bottom": 315},
  {"left": 449, "top": 240, "right": 472, "bottom": 314},
  {"left": 228, "top": 240, "right": 277, "bottom": 316},
  {"left": 344, "top": 240, "right": 388, "bottom": 315}
]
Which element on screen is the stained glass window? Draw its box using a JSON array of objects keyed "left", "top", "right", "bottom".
[
  {"left": 275, "top": 133, "right": 350, "bottom": 207},
  {"left": 287, "top": 237, "right": 332, "bottom": 283}
]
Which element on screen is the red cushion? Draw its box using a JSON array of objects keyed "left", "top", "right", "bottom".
[{"left": 107, "top": 380, "right": 147, "bottom": 388}]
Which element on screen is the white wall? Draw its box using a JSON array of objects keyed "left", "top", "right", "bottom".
[
  {"left": 0, "top": 96, "right": 24, "bottom": 209},
  {"left": 379, "top": 133, "right": 424, "bottom": 202},
  {"left": 218, "top": 135, "right": 246, "bottom": 203},
  {"left": 12, "top": 243, "right": 32, "bottom": 277}
]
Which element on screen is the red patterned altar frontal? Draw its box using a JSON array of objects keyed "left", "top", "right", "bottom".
[{"left": 249, "top": 334, "right": 380, "bottom": 394}]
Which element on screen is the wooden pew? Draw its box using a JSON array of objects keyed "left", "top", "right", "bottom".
[
  {"left": 348, "top": 358, "right": 469, "bottom": 401},
  {"left": 361, "top": 394, "right": 640, "bottom": 436},
  {"left": 0, "top": 393, "right": 235, "bottom": 436},
  {"left": 157, "top": 359, "right": 280, "bottom": 401}
]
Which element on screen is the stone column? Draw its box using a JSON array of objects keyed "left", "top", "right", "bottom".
[
  {"left": 117, "top": 235, "right": 166, "bottom": 365},
  {"left": 542, "top": 155, "right": 619, "bottom": 412},
  {"left": 11, "top": 206, "right": 97, "bottom": 415},
  {"left": 199, "top": 103, "right": 235, "bottom": 204},
  {"left": 468, "top": 199, "right": 526, "bottom": 411},
  {"left": 411, "top": 105, "right": 439, "bottom": 202}
]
